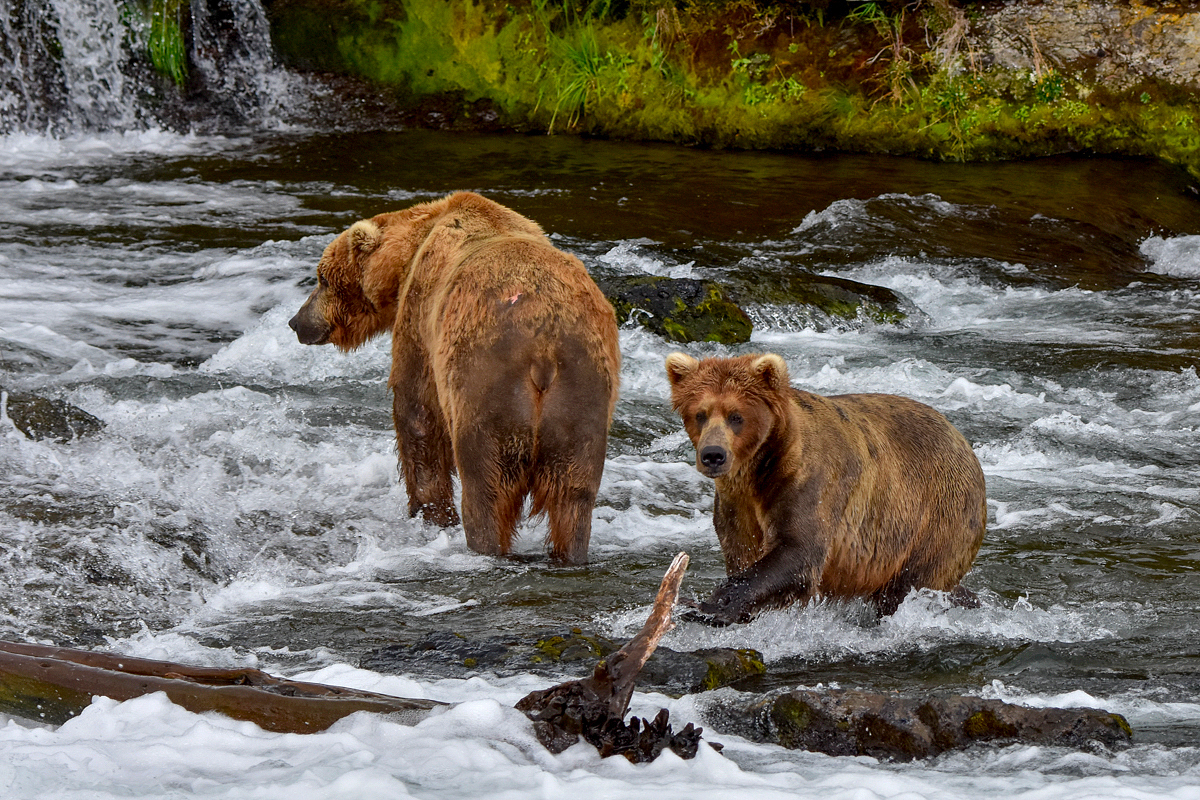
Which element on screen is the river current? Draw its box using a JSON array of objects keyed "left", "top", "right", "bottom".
[{"left": 1, "top": 125, "right": 1199, "bottom": 798}]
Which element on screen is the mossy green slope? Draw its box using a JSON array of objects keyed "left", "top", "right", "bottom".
[{"left": 264, "top": 0, "right": 1200, "bottom": 179}]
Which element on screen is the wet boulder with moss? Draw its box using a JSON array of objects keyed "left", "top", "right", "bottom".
[
  {"left": 599, "top": 275, "right": 754, "bottom": 344},
  {"left": 703, "top": 687, "right": 1133, "bottom": 761},
  {"left": 725, "top": 267, "right": 918, "bottom": 331}
]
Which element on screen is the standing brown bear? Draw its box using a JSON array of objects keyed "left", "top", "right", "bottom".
[
  {"left": 665, "top": 352, "right": 985, "bottom": 623},
  {"left": 289, "top": 192, "right": 620, "bottom": 564}
]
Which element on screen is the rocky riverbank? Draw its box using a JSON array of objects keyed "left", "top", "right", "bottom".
[{"left": 262, "top": 0, "right": 1200, "bottom": 179}]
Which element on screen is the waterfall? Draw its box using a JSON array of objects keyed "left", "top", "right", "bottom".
[{"left": 0, "top": 0, "right": 302, "bottom": 133}]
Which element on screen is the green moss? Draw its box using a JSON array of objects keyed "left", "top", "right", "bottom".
[
  {"left": 770, "top": 694, "right": 815, "bottom": 735},
  {"left": 600, "top": 276, "right": 753, "bottom": 344},
  {"left": 533, "top": 629, "right": 616, "bottom": 662},
  {"left": 700, "top": 647, "right": 765, "bottom": 691},
  {"left": 963, "top": 708, "right": 1020, "bottom": 740}
]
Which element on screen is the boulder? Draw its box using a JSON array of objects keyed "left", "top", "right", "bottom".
[
  {"left": 975, "top": 0, "right": 1200, "bottom": 93},
  {"left": 724, "top": 268, "right": 916, "bottom": 331},
  {"left": 703, "top": 687, "right": 1133, "bottom": 761},
  {"left": 2, "top": 388, "right": 104, "bottom": 442},
  {"left": 599, "top": 276, "right": 753, "bottom": 344}
]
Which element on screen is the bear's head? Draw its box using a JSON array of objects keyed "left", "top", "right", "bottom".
[
  {"left": 665, "top": 352, "right": 791, "bottom": 479},
  {"left": 289, "top": 217, "right": 393, "bottom": 351}
]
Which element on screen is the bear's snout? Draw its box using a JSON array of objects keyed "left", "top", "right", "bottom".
[
  {"left": 698, "top": 444, "right": 729, "bottom": 477},
  {"left": 289, "top": 299, "right": 332, "bottom": 346}
]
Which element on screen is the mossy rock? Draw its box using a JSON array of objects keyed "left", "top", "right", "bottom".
[
  {"left": 725, "top": 268, "right": 915, "bottom": 330},
  {"left": 2, "top": 387, "right": 104, "bottom": 442},
  {"left": 704, "top": 688, "right": 1133, "bottom": 761},
  {"left": 599, "top": 276, "right": 753, "bottom": 344}
]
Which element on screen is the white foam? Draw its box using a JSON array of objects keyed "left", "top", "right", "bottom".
[
  {"left": 2, "top": 667, "right": 1197, "bottom": 800},
  {"left": 1141, "top": 235, "right": 1200, "bottom": 278},
  {"left": 0, "top": 129, "right": 243, "bottom": 171},
  {"left": 599, "top": 240, "right": 695, "bottom": 278},
  {"left": 200, "top": 303, "right": 391, "bottom": 384},
  {"left": 793, "top": 193, "right": 968, "bottom": 234}
]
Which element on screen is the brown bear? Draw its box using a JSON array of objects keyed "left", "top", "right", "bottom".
[
  {"left": 665, "top": 352, "right": 986, "bottom": 623},
  {"left": 289, "top": 192, "right": 621, "bottom": 564}
]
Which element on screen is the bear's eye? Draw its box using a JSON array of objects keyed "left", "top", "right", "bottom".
[
  {"left": 318, "top": 274, "right": 330, "bottom": 289},
  {"left": 727, "top": 412, "right": 744, "bottom": 431},
  {"left": 694, "top": 411, "right": 708, "bottom": 427}
]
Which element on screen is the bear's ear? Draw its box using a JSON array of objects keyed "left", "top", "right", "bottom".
[
  {"left": 752, "top": 353, "right": 790, "bottom": 394},
  {"left": 349, "top": 220, "right": 382, "bottom": 257},
  {"left": 665, "top": 352, "right": 700, "bottom": 387}
]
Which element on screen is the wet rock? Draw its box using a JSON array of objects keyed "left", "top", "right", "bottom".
[
  {"left": 725, "top": 269, "right": 915, "bottom": 331},
  {"left": 1, "top": 387, "right": 104, "bottom": 442},
  {"left": 360, "top": 627, "right": 765, "bottom": 695},
  {"left": 599, "top": 276, "right": 753, "bottom": 344},
  {"left": 703, "top": 688, "right": 1133, "bottom": 761}
]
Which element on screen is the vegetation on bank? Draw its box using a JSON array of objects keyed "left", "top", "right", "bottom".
[{"left": 261, "top": 0, "right": 1200, "bottom": 178}]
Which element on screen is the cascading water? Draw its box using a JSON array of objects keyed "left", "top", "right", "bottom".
[{"left": 0, "top": 0, "right": 302, "bottom": 133}]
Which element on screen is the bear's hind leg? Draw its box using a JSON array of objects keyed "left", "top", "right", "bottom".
[
  {"left": 535, "top": 393, "right": 608, "bottom": 565},
  {"left": 455, "top": 424, "right": 531, "bottom": 557},
  {"left": 542, "top": 478, "right": 598, "bottom": 565}
]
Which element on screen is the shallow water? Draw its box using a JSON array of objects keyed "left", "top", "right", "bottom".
[{"left": 2, "top": 127, "right": 1199, "bottom": 798}]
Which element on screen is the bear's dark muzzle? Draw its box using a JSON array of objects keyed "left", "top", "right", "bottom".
[
  {"left": 288, "top": 308, "right": 331, "bottom": 345},
  {"left": 699, "top": 445, "right": 729, "bottom": 477}
]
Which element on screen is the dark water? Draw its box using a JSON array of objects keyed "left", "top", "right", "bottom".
[{"left": 3, "top": 129, "right": 1200, "bottom": 771}]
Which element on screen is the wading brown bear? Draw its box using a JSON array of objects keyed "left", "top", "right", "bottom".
[
  {"left": 290, "top": 192, "right": 620, "bottom": 564},
  {"left": 665, "top": 352, "right": 985, "bottom": 623}
]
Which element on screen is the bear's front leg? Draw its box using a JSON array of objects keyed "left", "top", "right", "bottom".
[
  {"left": 392, "top": 389, "right": 459, "bottom": 527},
  {"left": 698, "top": 541, "right": 822, "bottom": 625}
]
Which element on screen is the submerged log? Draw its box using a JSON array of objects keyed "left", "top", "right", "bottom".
[{"left": 359, "top": 627, "right": 765, "bottom": 694}]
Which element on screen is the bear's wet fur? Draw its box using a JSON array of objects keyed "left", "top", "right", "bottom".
[
  {"left": 665, "top": 352, "right": 985, "bottom": 623},
  {"left": 290, "top": 192, "right": 620, "bottom": 563}
]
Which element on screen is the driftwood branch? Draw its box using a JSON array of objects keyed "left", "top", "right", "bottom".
[
  {"left": 515, "top": 551, "right": 706, "bottom": 761},
  {"left": 0, "top": 640, "right": 443, "bottom": 732}
]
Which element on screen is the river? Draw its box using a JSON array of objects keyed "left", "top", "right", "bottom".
[{"left": 2, "top": 2, "right": 1200, "bottom": 798}]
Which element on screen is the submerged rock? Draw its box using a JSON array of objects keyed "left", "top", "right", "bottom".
[
  {"left": 1, "top": 387, "right": 104, "bottom": 442},
  {"left": 361, "top": 627, "right": 766, "bottom": 695},
  {"left": 703, "top": 687, "right": 1133, "bottom": 761},
  {"left": 599, "top": 276, "right": 753, "bottom": 344}
]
